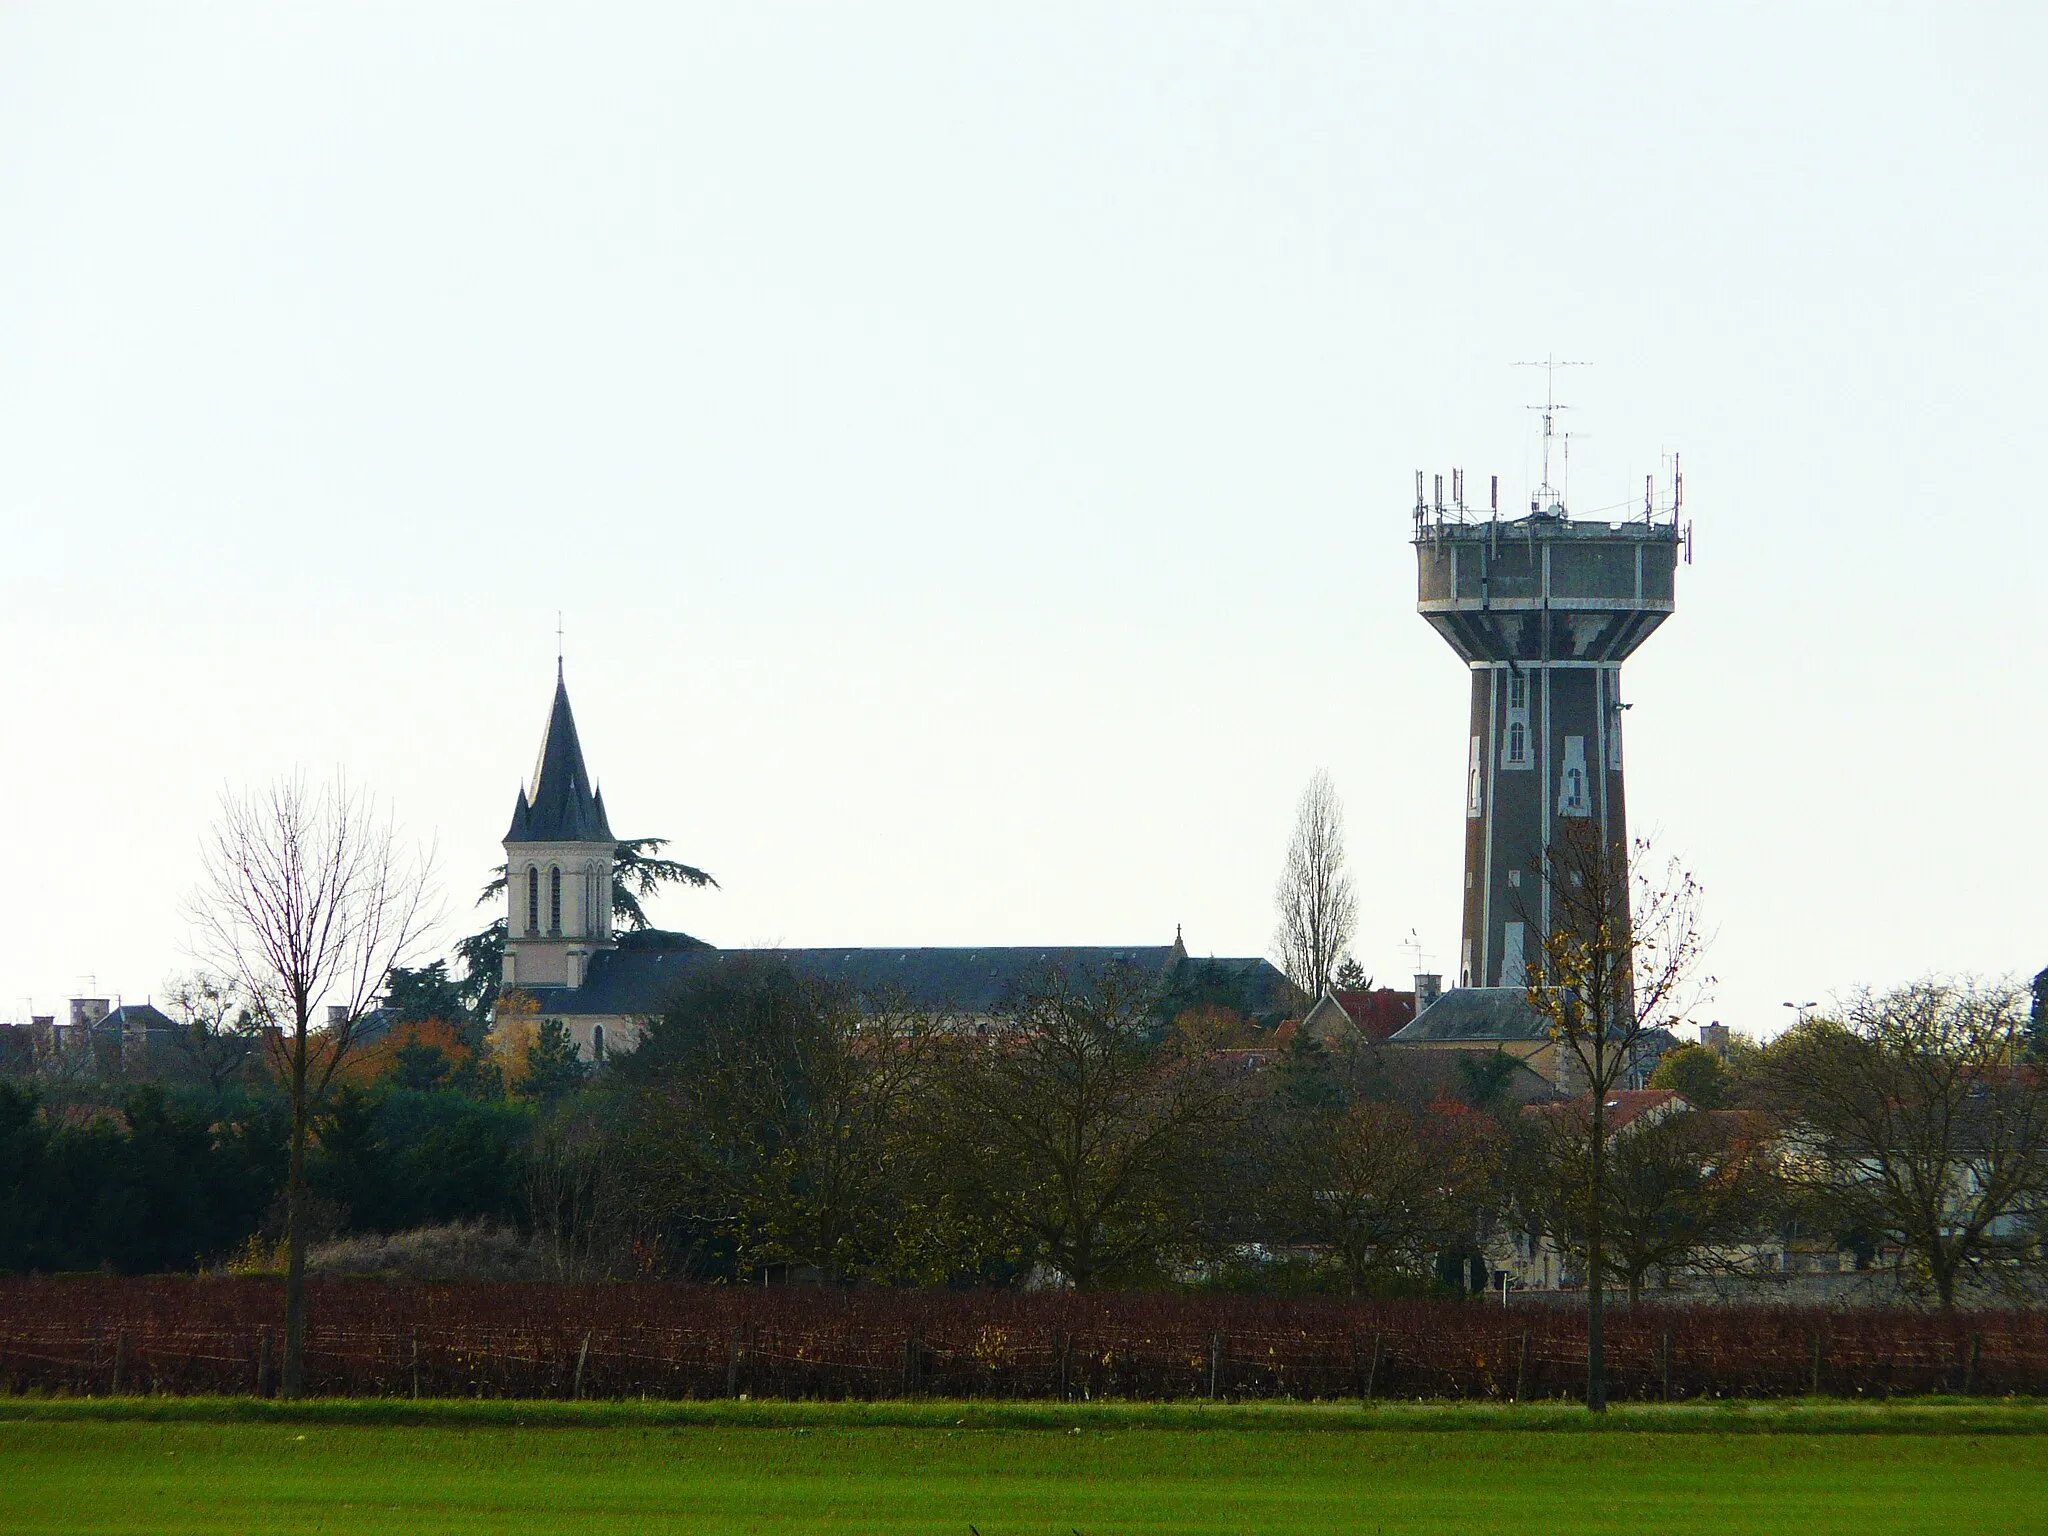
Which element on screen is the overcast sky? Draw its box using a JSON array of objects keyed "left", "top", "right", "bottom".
[{"left": 2, "top": 4, "right": 2041, "bottom": 1035}]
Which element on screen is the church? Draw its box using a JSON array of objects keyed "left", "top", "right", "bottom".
[{"left": 497, "top": 667, "right": 1293, "bottom": 1060}]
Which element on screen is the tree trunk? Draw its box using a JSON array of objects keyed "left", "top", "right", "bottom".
[
  {"left": 1585, "top": 1079, "right": 1607, "bottom": 1413},
  {"left": 282, "top": 1014, "right": 311, "bottom": 1400},
  {"left": 1932, "top": 1252, "right": 1957, "bottom": 1311}
]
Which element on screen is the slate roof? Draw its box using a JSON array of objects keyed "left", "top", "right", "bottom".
[
  {"left": 505, "top": 665, "right": 614, "bottom": 845},
  {"left": 1388, "top": 986, "right": 1552, "bottom": 1045},
  {"left": 101, "top": 1003, "right": 179, "bottom": 1034},
  {"left": 514, "top": 934, "right": 1276, "bottom": 1020}
]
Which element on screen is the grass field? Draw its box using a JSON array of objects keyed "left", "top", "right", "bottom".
[{"left": 3, "top": 1401, "right": 2047, "bottom": 1535}]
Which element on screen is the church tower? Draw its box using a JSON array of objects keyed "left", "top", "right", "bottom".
[{"left": 501, "top": 664, "right": 616, "bottom": 991}]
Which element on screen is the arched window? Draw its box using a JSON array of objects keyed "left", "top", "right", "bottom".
[
  {"left": 549, "top": 866, "right": 562, "bottom": 935},
  {"left": 592, "top": 1024, "right": 606, "bottom": 1063},
  {"left": 584, "top": 863, "right": 603, "bottom": 938},
  {"left": 1508, "top": 721, "right": 1526, "bottom": 764},
  {"left": 525, "top": 867, "right": 539, "bottom": 935}
]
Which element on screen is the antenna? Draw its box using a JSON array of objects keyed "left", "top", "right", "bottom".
[
  {"left": 1400, "top": 929, "right": 1433, "bottom": 974},
  {"left": 1514, "top": 355, "right": 1589, "bottom": 513}
]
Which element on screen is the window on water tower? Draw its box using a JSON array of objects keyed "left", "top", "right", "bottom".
[{"left": 1501, "top": 668, "right": 1532, "bottom": 770}]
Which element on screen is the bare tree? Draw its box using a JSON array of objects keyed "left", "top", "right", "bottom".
[
  {"left": 1278, "top": 1097, "right": 1498, "bottom": 1294},
  {"left": 1761, "top": 979, "right": 2048, "bottom": 1308},
  {"left": 1512, "top": 1098, "right": 1780, "bottom": 1304},
  {"left": 1272, "top": 770, "right": 1357, "bottom": 1004},
  {"left": 161, "top": 971, "right": 264, "bottom": 1097},
  {"left": 1521, "top": 824, "right": 1708, "bottom": 1411},
  {"left": 189, "top": 774, "right": 434, "bottom": 1398},
  {"left": 945, "top": 965, "right": 1239, "bottom": 1287}
]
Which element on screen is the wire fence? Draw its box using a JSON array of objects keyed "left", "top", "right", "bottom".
[{"left": 2, "top": 1278, "right": 2043, "bottom": 1402}]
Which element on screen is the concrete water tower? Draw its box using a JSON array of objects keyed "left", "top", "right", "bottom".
[{"left": 1412, "top": 403, "right": 1687, "bottom": 994}]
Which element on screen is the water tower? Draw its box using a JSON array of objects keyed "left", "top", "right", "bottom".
[{"left": 1413, "top": 401, "right": 1687, "bottom": 993}]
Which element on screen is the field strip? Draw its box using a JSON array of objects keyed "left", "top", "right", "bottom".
[{"left": 2, "top": 1395, "right": 2045, "bottom": 1434}]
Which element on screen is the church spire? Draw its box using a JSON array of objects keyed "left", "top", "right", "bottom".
[{"left": 505, "top": 666, "right": 615, "bottom": 844}]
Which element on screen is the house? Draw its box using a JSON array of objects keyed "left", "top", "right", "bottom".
[
  {"left": 46, "top": 998, "right": 181, "bottom": 1073},
  {"left": 1298, "top": 985, "right": 1417, "bottom": 1047}
]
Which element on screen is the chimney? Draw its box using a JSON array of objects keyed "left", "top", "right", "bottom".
[
  {"left": 326, "top": 1005, "right": 349, "bottom": 1028},
  {"left": 1413, "top": 973, "right": 1442, "bottom": 1016},
  {"left": 69, "top": 997, "right": 110, "bottom": 1031}
]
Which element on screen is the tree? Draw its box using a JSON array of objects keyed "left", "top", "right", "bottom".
[
  {"left": 618, "top": 963, "right": 940, "bottom": 1284},
  {"left": 1277, "top": 1096, "right": 1496, "bottom": 1294},
  {"left": 1648, "top": 1042, "right": 1730, "bottom": 1109},
  {"left": 943, "top": 965, "right": 1238, "bottom": 1287},
  {"left": 1513, "top": 1097, "right": 1779, "bottom": 1303},
  {"left": 160, "top": 971, "right": 264, "bottom": 1097},
  {"left": 1520, "top": 824, "right": 1707, "bottom": 1411},
  {"left": 189, "top": 773, "right": 434, "bottom": 1398},
  {"left": 1760, "top": 980, "right": 2048, "bottom": 1308},
  {"left": 519, "top": 1019, "right": 589, "bottom": 1102},
  {"left": 1272, "top": 770, "right": 1357, "bottom": 1004},
  {"left": 383, "top": 961, "right": 470, "bottom": 1028}
]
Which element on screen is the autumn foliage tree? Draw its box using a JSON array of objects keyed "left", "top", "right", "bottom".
[{"left": 1520, "top": 823, "right": 1708, "bottom": 1411}]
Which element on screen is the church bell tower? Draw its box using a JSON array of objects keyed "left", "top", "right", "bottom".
[{"left": 501, "top": 663, "right": 616, "bottom": 991}]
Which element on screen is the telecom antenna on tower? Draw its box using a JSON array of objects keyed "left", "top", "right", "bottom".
[{"left": 1514, "top": 355, "right": 1588, "bottom": 515}]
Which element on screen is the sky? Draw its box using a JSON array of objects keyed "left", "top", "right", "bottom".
[{"left": 2, "top": 4, "right": 2042, "bottom": 1036}]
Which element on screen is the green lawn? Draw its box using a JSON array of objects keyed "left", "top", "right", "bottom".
[{"left": 2, "top": 1402, "right": 2045, "bottom": 1535}]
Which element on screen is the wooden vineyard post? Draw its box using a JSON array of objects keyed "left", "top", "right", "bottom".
[
  {"left": 1209, "top": 1334, "right": 1223, "bottom": 1401},
  {"left": 725, "top": 1329, "right": 741, "bottom": 1400},
  {"left": 1364, "top": 1333, "right": 1383, "bottom": 1403},
  {"left": 902, "top": 1336, "right": 921, "bottom": 1398},
  {"left": 1058, "top": 1333, "right": 1072, "bottom": 1402},
  {"left": 1514, "top": 1331, "right": 1530, "bottom": 1404},
  {"left": 410, "top": 1329, "right": 420, "bottom": 1399},
  {"left": 257, "top": 1330, "right": 273, "bottom": 1399},
  {"left": 573, "top": 1331, "right": 591, "bottom": 1401},
  {"left": 110, "top": 1328, "right": 126, "bottom": 1396},
  {"left": 1966, "top": 1333, "right": 1982, "bottom": 1397},
  {"left": 1810, "top": 1334, "right": 1824, "bottom": 1397},
  {"left": 1661, "top": 1331, "right": 1672, "bottom": 1402}
]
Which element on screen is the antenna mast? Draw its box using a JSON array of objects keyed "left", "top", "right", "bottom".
[{"left": 1515, "top": 355, "right": 1588, "bottom": 515}]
